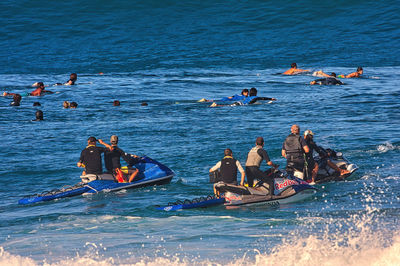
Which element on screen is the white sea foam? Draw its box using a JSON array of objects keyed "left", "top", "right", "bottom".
[{"left": 377, "top": 142, "right": 397, "bottom": 153}]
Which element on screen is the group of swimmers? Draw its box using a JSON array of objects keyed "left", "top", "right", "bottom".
[
  {"left": 283, "top": 63, "right": 364, "bottom": 86},
  {"left": 210, "top": 124, "right": 350, "bottom": 194}
]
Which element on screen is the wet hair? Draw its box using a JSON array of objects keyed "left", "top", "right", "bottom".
[
  {"left": 256, "top": 137, "right": 264, "bottom": 146},
  {"left": 249, "top": 87, "right": 257, "bottom": 97},
  {"left": 70, "top": 102, "right": 78, "bottom": 108},
  {"left": 241, "top": 89, "right": 249, "bottom": 95},
  {"left": 141, "top": 102, "right": 148, "bottom": 106},
  {"left": 331, "top": 72, "right": 337, "bottom": 77},
  {"left": 63, "top": 101, "right": 70, "bottom": 108},
  {"left": 224, "top": 148, "right": 232, "bottom": 157},
  {"left": 113, "top": 100, "right": 120, "bottom": 106},
  {"left": 33, "top": 102, "right": 41, "bottom": 106},
  {"left": 88, "top": 136, "right": 97, "bottom": 143},
  {"left": 13, "top": 94, "right": 22, "bottom": 102},
  {"left": 291, "top": 63, "right": 297, "bottom": 68},
  {"left": 70, "top": 73, "right": 77, "bottom": 81},
  {"left": 357, "top": 67, "right": 363, "bottom": 72},
  {"left": 35, "top": 110, "right": 43, "bottom": 120},
  {"left": 37, "top": 82, "right": 44, "bottom": 88}
]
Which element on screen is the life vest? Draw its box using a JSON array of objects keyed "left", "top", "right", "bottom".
[
  {"left": 284, "top": 134, "right": 304, "bottom": 161},
  {"left": 245, "top": 146, "right": 263, "bottom": 167},
  {"left": 220, "top": 156, "right": 238, "bottom": 184}
]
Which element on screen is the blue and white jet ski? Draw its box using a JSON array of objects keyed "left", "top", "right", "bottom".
[{"left": 18, "top": 156, "right": 174, "bottom": 205}]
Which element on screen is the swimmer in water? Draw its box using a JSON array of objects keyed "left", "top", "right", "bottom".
[
  {"left": 10, "top": 94, "right": 22, "bottom": 106},
  {"left": 33, "top": 110, "right": 44, "bottom": 121},
  {"left": 70, "top": 102, "right": 78, "bottom": 108},
  {"left": 63, "top": 101, "right": 70, "bottom": 108},
  {"left": 337, "top": 67, "right": 363, "bottom": 78},
  {"left": 113, "top": 100, "right": 120, "bottom": 106},
  {"left": 283, "top": 63, "right": 310, "bottom": 75},
  {"left": 310, "top": 73, "right": 343, "bottom": 85},
  {"left": 55, "top": 73, "right": 78, "bottom": 86}
]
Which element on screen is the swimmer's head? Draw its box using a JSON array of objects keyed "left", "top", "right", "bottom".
[
  {"left": 249, "top": 87, "right": 257, "bottom": 97},
  {"left": 36, "top": 82, "right": 45, "bottom": 89},
  {"left": 113, "top": 100, "right": 120, "bottom": 106},
  {"left": 141, "top": 102, "right": 148, "bottom": 106},
  {"left": 310, "top": 80, "right": 317, "bottom": 85},
  {"left": 224, "top": 148, "right": 233, "bottom": 157},
  {"left": 13, "top": 94, "right": 22, "bottom": 102},
  {"left": 70, "top": 73, "right": 77, "bottom": 81},
  {"left": 33, "top": 102, "right": 41, "bottom": 106},
  {"left": 357, "top": 67, "right": 363, "bottom": 73},
  {"left": 331, "top": 72, "right": 337, "bottom": 77},
  {"left": 70, "top": 102, "right": 78, "bottom": 108},
  {"left": 241, "top": 89, "right": 249, "bottom": 96},
  {"left": 291, "top": 63, "right": 297, "bottom": 69},
  {"left": 63, "top": 101, "right": 70, "bottom": 108},
  {"left": 35, "top": 110, "right": 43, "bottom": 120}
]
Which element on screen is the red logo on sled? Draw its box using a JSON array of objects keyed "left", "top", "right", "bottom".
[{"left": 275, "top": 179, "right": 299, "bottom": 190}]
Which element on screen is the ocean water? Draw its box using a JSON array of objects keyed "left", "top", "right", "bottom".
[{"left": 1, "top": 1, "right": 400, "bottom": 265}]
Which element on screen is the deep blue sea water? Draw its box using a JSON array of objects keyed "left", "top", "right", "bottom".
[{"left": 0, "top": 1, "right": 399, "bottom": 265}]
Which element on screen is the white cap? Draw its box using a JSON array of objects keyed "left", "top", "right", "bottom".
[{"left": 304, "top": 130, "right": 314, "bottom": 136}]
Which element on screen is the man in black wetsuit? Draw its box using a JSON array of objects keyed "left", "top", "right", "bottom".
[
  {"left": 282, "top": 125, "right": 310, "bottom": 175},
  {"left": 104, "top": 135, "right": 139, "bottom": 182},
  {"left": 77, "top": 136, "right": 111, "bottom": 176},
  {"left": 303, "top": 130, "right": 350, "bottom": 183},
  {"left": 245, "top": 137, "right": 279, "bottom": 195},
  {"left": 310, "top": 73, "right": 343, "bottom": 85}
]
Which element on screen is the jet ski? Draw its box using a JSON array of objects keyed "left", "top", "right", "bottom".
[
  {"left": 18, "top": 156, "right": 174, "bottom": 205},
  {"left": 214, "top": 170, "right": 316, "bottom": 207},
  {"left": 292, "top": 150, "right": 358, "bottom": 184}
]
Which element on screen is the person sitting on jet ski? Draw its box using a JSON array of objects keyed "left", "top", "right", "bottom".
[
  {"left": 310, "top": 73, "right": 343, "bottom": 85},
  {"left": 77, "top": 137, "right": 112, "bottom": 176},
  {"left": 103, "top": 135, "right": 139, "bottom": 183},
  {"left": 210, "top": 87, "right": 276, "bottom": 107},
  {"left": 303, "top": 130, "right": 350, "bottom": 183},
  {"left": 245, "top": 137, "right": 279, "bottom": 195},
  {"left": 209, "top": 148, "right": 245, "bottom": 196},
  {"left": 282, "top": 124, "right": 310, "bottom": 175}
]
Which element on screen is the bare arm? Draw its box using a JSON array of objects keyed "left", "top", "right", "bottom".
[
  {"left": 209, "top": 161, "right": 221, "bottom": 172},
  {"left": 282, "top": 149, "right": 286, "bottom": 158},
  {"left": 236, "top": 161, "right": 245, "bottom": 186},
  {"left": 98, "top": 139, "right": 112, "bottom": 150}
]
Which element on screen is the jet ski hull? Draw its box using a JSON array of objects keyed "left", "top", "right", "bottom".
[{"left": 216, "top": 175, "right": 317, "bottom": 207}]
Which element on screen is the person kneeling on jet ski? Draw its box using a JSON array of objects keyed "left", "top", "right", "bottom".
[
  {"left": 103, "top": 135, "right": 139, "bottom": 183},
  {"left": 209, "top": 148, "right": 245, "bottom": 196},
  {"left": 303, "top": 130, "right": 350, "bottom": 183},
  {"left": 245, "top": 137, "right": 279, "bottom": 195}
]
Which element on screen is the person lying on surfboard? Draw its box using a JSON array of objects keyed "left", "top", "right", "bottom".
[
  {"left": 282, "top": 63, "right": 310, "bottom": 75},
  {"left": 337, "top": 67, "right": 363, "bottom": 78},
  {"left": 3, "top": 82, "right": 54, "bottom": 97},
  {"left": 198, "top": 89, "right": 249, "bottom": 103},
  {"left": 210, "top": 87, "right": 276, "bottom": 107}
]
